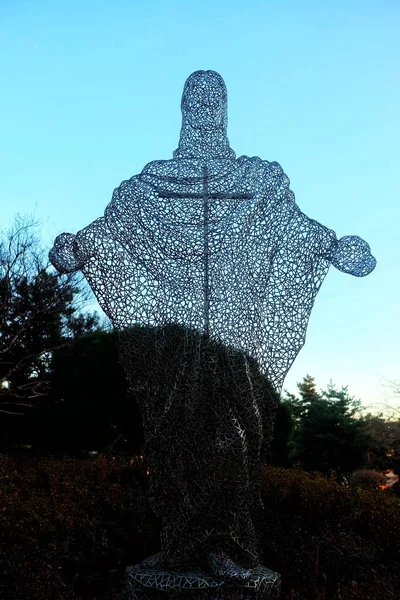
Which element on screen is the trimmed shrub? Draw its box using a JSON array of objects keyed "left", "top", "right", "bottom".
[
  {"left": 0, "top": 454, "right": 157, "bottom": 600},
  {"left": 1, "top": 456, "right": 399, "bottom": 599},
  {"left": 261, "top": 466, "right": 400, "bottom": 599},
  {"left": 349, "top": 469, "right": 387, "bottom": 490}
]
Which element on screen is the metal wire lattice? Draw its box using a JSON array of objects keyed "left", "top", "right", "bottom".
[{"left": 50, "top": 70, "right": 376, "bottom": 579}]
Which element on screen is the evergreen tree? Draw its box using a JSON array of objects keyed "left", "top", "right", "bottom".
[
  {"left": 268, "top": 400, "right": 295, "bottom": 466},
  {"left": 361, "top": 414, "right": 400, "bottom": 473},
  {"left": 27, "top": 329, "right": 142, "bottom": 455},
  {"left": 38, "top": 324, "right": 279, "bottom": 456},
  {"left": 0, "top": 217, "right": 97, "bottom": 447},
  {"left": 286, "top": 376, "right": 371, "bottom": 479}
]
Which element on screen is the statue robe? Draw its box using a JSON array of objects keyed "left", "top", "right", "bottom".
[{"left": 49, "top": 154, "right": 375, "bottom": 570}]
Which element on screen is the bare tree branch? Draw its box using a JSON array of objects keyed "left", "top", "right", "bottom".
[{"left": 0, "top": 215, "right": 98, "bottom": 416}]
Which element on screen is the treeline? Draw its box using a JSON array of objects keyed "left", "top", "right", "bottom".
[
  {"left": 1, "top": 218, "right": 399, "bottom": 488},
  {"left": 276, "top": 377, "right": 400, "bottom": 486}
]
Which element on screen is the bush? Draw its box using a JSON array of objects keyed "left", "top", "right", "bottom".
[
  {"left": 349, "top": 469, "right": 387, "bottom": 490},
  {"left": 0, "top": 454, "right": 158, "bottom": 600},
  {"left": 261, "top": 466, "right": 400, "bottom": 599},
  {"left": 1, "top": 456, "right": 399, "bottom": 599}
]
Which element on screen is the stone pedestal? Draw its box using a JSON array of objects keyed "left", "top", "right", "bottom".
[{"left": 117, "top": 564, "right": 281, "bottom": 600}]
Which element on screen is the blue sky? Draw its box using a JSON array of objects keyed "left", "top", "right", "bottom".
[{"left": 1, "top": 0, "right": 399, "bottom": 409}]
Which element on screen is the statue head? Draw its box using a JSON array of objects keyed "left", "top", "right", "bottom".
[
  {"left": 181, "top": 70, "right": 228, "bottom": 131},
  {"left": 174, "top": 70, "right": 235, "bottom": 160}
]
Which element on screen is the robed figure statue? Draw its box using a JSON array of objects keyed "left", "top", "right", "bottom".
[{"left": 50, "top": 71, "right": 375, "bottom": 584}]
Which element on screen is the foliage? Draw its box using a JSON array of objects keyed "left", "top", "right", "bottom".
[
  {"left": 0, "top": 216, "right": 97, "bottom": 422},
  {"left": 119, "top": 323, "right": 279, "bottom": 453},
  {"left": 361, "top": 414, "right": 400, "bottom": 473},
  {"left": 268, "top": 400, "right": 295, "bottom": 466},
  {"left": 0, "top": 454, "right": 157, "bottom": 600},
  {"left": 349, "top": 469, "right": 386, "bottom": 490},
  {"left": 26, "top": 324, "right": 278, "bottom": 456},
  {"left": 261, "top": 466, "right": 400, "bottom": 599},
  {"left": 27, "top": 330, "right": 144, "bottom": 455},
  {"left": 285, "top": 375, "right": 371, "bottom": 478},
  {"left": 1, "top": 455, "right": 399, "bottom": 600},
  {"left": 381, "top": 379, "right": 400, "bottom": 420}
]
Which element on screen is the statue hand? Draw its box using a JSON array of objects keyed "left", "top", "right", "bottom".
[
  {"left": 49, "top": 229, "right": 94, "bottom": 274},
  {"left": 49, "top": 233, "right": 80, "bottom": 274},
  {"left": 331, "top": 235, "right": 376, "bottom": 277}
]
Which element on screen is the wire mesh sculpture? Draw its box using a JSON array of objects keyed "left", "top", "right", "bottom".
[{"left": 50, "top": 70, "right": 376, "bottom": 592}]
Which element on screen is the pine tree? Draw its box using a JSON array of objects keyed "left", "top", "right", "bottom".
[
  {"left": 285, "top": 376, "right": 371, "bottom": 479},
  {"left": 0, "top": 216, "right": 97, "bottom": 417}
]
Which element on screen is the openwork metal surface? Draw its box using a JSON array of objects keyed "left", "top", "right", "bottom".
[
  {"left": 49, "top": 70, "right": 376, "bottom": 585},
  {"left": 118, "top": 564, "right": 281, "bottom": 599}
]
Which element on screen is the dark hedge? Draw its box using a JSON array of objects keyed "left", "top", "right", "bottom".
[{"left": 1, "top": 455, "right": 399, "bottom": 600}]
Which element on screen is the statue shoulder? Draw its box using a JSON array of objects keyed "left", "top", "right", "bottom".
[
  {"left": 141, "top": 159, "right": 174, "bottom": 176},
  {"left": 104, "top": 174, "right": 154, "bottom": 225},
  {"left": 237, "top": 155, "right": 287, "bottom": 177},
  {"left": 142, "top": 159, "right": 166, "bottom": 172},
  {"left": 236, "top": 156, "right": 292, "bottom": 198},
  {"left": 111, "top": 174, "right": 154, "bottom": 200}
]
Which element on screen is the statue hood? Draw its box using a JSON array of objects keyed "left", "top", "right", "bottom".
[{"left": 173, "top": 70, "right": 236, "bottom": 160}]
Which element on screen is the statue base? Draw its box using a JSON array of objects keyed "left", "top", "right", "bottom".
[{"left": 117, "top": 564, "right": 281, "bottom": 600}]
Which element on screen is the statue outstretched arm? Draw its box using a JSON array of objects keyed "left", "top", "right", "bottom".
[
  {"left": 49, "top": 217, "right": 105, "bottom": 274},
  {"left": 265, "top": 160, "right": 376, "bottom": 279},
  {"left": 294, "top": 208, "right": 376, "bottom": 278}
]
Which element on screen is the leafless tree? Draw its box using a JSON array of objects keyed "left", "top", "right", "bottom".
[{"left": 0, "top": 215, "right": 97, "bottom": 415}]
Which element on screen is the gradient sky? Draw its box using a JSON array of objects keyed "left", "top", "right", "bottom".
[{"left": 1, "top": 0, "right": 399, "bottom": 410}]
